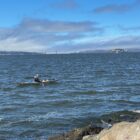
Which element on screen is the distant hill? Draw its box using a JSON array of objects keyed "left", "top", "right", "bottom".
[
  {"left": 0, "top": 51, "right": 42, "bottom": 55},
  {"left": 0, "top": 48, "right": 140, "bottom": 55},
  {"left": 126, "top": 48, "right": 140, "bottom": 52},
  {"left": 78, "top": 48, "right": 140, "bottom": 54},
  {"left": 78, "top": 50, "right": 110, "bottom": 54}
]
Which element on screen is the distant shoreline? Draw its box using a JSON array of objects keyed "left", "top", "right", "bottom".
[{"left": 0, "top": 50, "right": 140, "bottom": 55}]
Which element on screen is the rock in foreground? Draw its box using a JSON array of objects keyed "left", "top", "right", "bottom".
[
  {"left": 48, "top": 125, "right": 103, "bottom": 140},
  {"left": 83, "top": 120, "right": 140, "bottom": 140}
]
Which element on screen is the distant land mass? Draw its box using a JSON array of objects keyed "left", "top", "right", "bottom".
[
  {"left": 0, "top": 51, "right": 42, "bottom": 55},
  {"left": 78, "top": 48, "right": 140, "bottom": 54},
  {"left": 0, "top": 48, "right": 140, "bottom": 55}
]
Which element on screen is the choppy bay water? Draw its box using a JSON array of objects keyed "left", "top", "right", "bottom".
[{"left": 0, "top": 53, "right": 140, "bottom": 139}]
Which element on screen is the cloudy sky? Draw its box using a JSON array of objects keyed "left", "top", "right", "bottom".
[{"left": 0, "top": 0, "right": 140, "bottom": 53}]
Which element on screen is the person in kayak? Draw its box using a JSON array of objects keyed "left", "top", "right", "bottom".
[{"left": 34, "top": 74, "right": 42, "bottom": 83}]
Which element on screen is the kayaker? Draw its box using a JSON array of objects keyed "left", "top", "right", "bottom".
[{"left": 34, "top": 74, "right": 42, "bottom": 83}]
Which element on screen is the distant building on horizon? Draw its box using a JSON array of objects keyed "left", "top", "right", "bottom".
[{"left": 111, "top": 48, "right": 127, "bottom": 54}]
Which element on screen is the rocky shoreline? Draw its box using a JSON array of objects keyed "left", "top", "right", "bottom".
[
  {"left": 49, "top": 124, "right": 103, "bottom": 140},
  {"left": 48, "top": 110, "right": 140, "bottom": 140}
]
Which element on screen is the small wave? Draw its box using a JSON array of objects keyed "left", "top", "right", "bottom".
[
  {"left": 0, "top": 106, "right": 19, "bottom": 112},
  {"left": 73, "top": 90, "right": 97, "bottom": 95},
  {"left": 19, "top": 129, "right": 40, "bottom": 138},
  {"left": 1, "top": 87, "right": 15, "bottom": 92},
  {"left": 95, "top": 69, "right": 106, "bottom": 74},
  {"left": 28, "top": 112, "right": 64, "bottom": 122},
  {"left": 100, "top": 110, "right": 140, "bottom": 125},
  {"left": 49, "top": 100, "right": 73, "bottom": 107},
  {"left": 111, "top": 99, "right": 140, "bottom": 105}
]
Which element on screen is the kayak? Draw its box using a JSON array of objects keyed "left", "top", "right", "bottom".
[{"left": 17, "top": 80, "right": 57, "bottom": 86}]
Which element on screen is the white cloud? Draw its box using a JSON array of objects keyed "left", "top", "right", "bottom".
[
  {"left": 47, "top": 35, "right": 140, "bottom": 53},
  {"left": 0, "top": 37, "right": 45, "bottom": 52},
  {"left": 93, "top": 0, "right": 140, "bottom": 14},
  {"left": 0, "top": 18, "right": 103, "bottom": 53},
  {"left": 0, "top": 18, "right": 140, "bottom": 53}
]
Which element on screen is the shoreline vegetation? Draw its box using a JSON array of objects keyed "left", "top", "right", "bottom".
[{"left": 49, "top": 110, "right": 140, "bottom": 140}]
